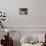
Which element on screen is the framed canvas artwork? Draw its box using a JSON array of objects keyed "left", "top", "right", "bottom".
[{"left": 19, "top": 8, "right": 28, "bottom": 15}]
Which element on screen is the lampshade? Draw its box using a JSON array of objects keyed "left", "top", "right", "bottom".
[{"left": 5, "top": 29, "right": 10, "bottom": 33}]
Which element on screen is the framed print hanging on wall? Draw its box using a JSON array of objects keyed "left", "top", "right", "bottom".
[{"left": 19, "top": 8, "right": 28, "bottom": 15}]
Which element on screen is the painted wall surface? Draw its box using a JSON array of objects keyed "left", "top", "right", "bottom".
[{"left": 0, "top": 0, "right": 46, "bottom": 27}]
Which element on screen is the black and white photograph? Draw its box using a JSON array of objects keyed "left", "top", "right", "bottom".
[{"left": 19, "top": 8, "right": 28, "bottom": 15}]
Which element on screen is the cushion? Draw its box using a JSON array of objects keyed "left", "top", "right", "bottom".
[{"left": 20, "top": 35, "right": 37, "bottom": 43}]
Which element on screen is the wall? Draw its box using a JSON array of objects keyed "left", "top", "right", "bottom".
[{"left": 0, "top": 0, "right": 46, "bottom": 27}]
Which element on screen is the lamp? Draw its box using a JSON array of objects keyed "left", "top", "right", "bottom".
[
  {"left": 5, "top": 29, "right": 9, "bottom": 33},
  {"left": 5, "top": 29, "right": 10, "bottom": 37}
]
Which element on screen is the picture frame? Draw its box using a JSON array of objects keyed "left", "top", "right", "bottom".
[{"left": 19, "top": 8, "right": 28, "bottom": 15}]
